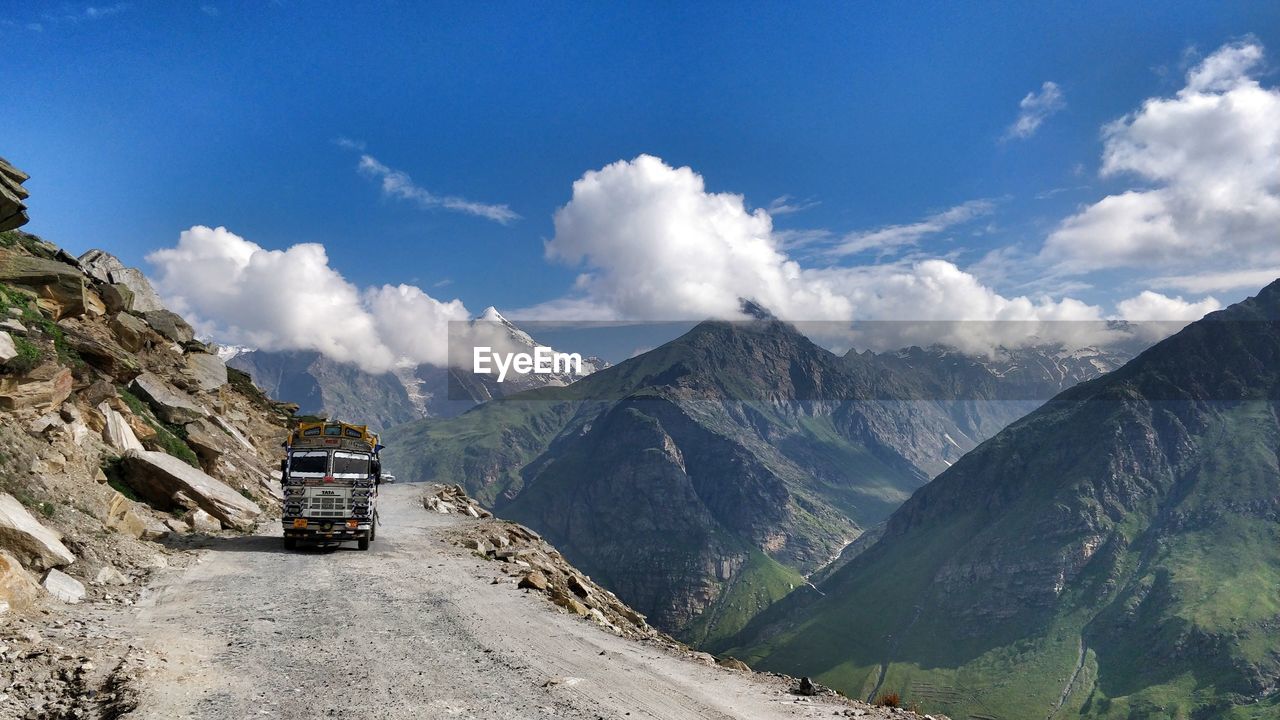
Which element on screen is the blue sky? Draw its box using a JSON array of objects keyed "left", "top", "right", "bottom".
[{"left": 3, "top": 2, "right": 1279, "bottom": 368}]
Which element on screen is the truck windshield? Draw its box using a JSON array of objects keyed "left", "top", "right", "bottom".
[
  {"left": 332, "top": 453, "right": 370, "bottom": 476},
  {"left": 290, "top": 452, "right": 328, "bottom": 474}
]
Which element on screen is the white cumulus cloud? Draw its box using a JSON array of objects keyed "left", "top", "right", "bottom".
[
  {"left": 1115, "top": 290, "right": 1222, "bottom": 322},
  {"left": 1043, "top": 41, "right": 1280, "bottom": 273},
  {"left": 147, "top": 226, "right": 470, "bottom": 373},
  {"left": 524, "top": 154, "right": 1114, "bottom": 354}
]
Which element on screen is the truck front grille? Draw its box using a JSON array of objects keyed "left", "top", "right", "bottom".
[{"left": 305, "top": 496, "right": 349, "bottom": 517}]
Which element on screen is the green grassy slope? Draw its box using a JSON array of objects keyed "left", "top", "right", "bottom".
[{"left": 727, "top": 280, "right": 1280, "bottom": 719}]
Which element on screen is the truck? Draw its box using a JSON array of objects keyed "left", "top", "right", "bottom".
[{"left": 280, "top": 421, "right": 382, "bottom": 550}]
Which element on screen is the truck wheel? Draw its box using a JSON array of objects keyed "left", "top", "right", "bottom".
[
  {"left": 358, "top": 536, "right": 370, "bottom": 551},
  {"left": 283, "top": 537, "right": 297, "bottom": 550}
]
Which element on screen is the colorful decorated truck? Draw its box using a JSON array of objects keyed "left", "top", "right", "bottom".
[{"left": 280, "top": 421, "right": 382, "bottom": 550}]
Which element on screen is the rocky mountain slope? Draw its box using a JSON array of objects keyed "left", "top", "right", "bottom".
[
  {"left": 0, "top": 217, "right": 295, "bottom": 717},
  {"left": 382, "top": 310, "right": 1127, "bottom": 647},
  {"left": 725, "top": 280, "right": 1280, "bottom": 719},
  {"left": 227, "top": 307, "right": 606, "bottom": 430}
]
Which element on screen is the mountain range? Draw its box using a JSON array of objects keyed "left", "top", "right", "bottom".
[
  {"left": 380, "top": 306, "right": 1133, "bottom": 645},
  {"left": 723, "top": 280, "right": 1280, "bottom": 719}
]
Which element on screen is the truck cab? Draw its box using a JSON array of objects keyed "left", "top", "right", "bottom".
[{"left": 280, "top": 421, "right": 382, "bottom": 550}]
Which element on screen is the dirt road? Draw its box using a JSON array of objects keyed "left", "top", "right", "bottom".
[{"left": 118, "top": 484, "right": 880, "bottom": 720}]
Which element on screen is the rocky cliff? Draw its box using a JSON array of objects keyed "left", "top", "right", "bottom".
[{"left": 0, "top": 205, "right": 294, "bottom": 717}]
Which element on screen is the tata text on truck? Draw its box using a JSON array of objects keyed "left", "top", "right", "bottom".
[{"left": 280, "top": 421, "right": 382, "bottom": 550}]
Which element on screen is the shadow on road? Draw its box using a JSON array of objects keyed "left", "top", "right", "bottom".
[{"left": 159, "top": 532, "right": 364, "bottom": 555}]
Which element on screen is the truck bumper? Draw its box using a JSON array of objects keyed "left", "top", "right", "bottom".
[{"left": 282, "top": 521, "right": 372, "bottom": 541}]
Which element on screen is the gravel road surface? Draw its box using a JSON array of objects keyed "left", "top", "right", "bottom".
[{"left": 117, "top": 484, "right": 885, "bottom": 720}]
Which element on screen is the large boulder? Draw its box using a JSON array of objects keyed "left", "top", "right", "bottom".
[
  {"left": 184, "top": 352, "right": 228, "bottom": 391},
  {"left": 0, "top": 157, "right": 29, "bottom": 232},
  {"left": 0, "top": 363, "right": 73, "bottom": 410},
  {"left": 41, "top": 568, "right": 85, "bottom": 604},
  {"left": 99, "top": 402, "right": 145, "bottom": 452},
  {"left": 130, "top": 372, "right": 207, "bottom": 424},
  {"left": 0, "top": 251, "right": 89, "bottom": 320},
  {"left": 0, "top": 550, "right": 40, "bottom": 614},
  {"left": 140, "top": 309, "right": 194, "bottom": 344},
  {"left": 111, "top": 267, "right": 166, "bottom": 312},
  {"left": 0, "top": 493, "right": 76, "bottom": 570},
  {"left": 119, "top": 449, "right": 261, "bottom": 530},
  {"left": 109, "top": 311, "right": 151, "bottom": 352},
  {"left": 78, "top": 249, "right": 126, "bottom": 285},
  {"left": 63, "top": 326, "right": 141, "bottom": 381},
  {"left": 96, "top": 490, "right": 148, "bottom": 538},
  {"left": 188, "top": 509, "right": 221, "bottom": 534},
  {"left": 100, "top": 283, "right": 135, "bottom": 313},
  {"left": 0, "top": 330, "right": 15, "bottom": 364},
  {"left": 77, "top": 250, "right": 167, "bottom": 312},
  {"left": 183, "top": 417, "right": 236, "bottom": 462}
]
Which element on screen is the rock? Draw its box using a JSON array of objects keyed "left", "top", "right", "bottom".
[
  {"left": 0, "top": 317, "right": 25, "bottom": 334},
  {"left": 77, "top": 249, "right": 126, "bottom": 285},
  {"left": 617, "top": 605, "right": 647, "bottom": 628},
  {"left": 0, "top": 492, "right": 76, "bottom": 569},
  {"left": 99, "top": 402, "right": 145, "bottom": 453},
  {"left": 211, "top": 415, "right": 256, "bottom": 451},
  {"left": 518, "top": 570, "right": 549, "bottom": 591},
  {"left": 99, "top": 283, "right": 134, "bottom": 314},
  {"left": 0, "top": 550, "right": 40, "bottom": 614},
  {"left": 588, "top": 608, "right": 621, "bottom": 633},
  {"left": 0, "top": 363, "right": 73, "bottom": 410},
  {"left": 82, "top": 379, "right": 118, "bottom": 407},
  {"left": 0, "top": 157, "right": 30, "bottom": 231},
  {"left": 183, "top": 417, "right": 235, "bottom": 462},
  {"left": 796, "top": 677, "right": 819, "bottom": 696},
  {"left": 98, "top": 490, "right": 148, "bottom": 538},
  {"left": 184, "top": 352, "right": 228, "bottom": 391},
  {"left": 0, "top": 251, "right": 88, "bottom": 319},
  {"left": 688, "top": 651, "right": 717, "bottom": 666},
  {"left": 109, "top": 312, "right": 150, "bottom": 352},
  {"left": 171, "top": 490, "right": 200, "bottom": 511},
  {"left": 27, "top": 411, "right": 63, "bottom": 437},
  {"left": 461, "top": 537, "right": 491, "bottom": 554},
  {"left": 163, "top": 517, "right": 189, "bottom": 534},
  {"left": 124, "top": 411, "right": 157, "bottom": 441},
  {"left": 41, "top": 568, "right": 85, "bottom": 604},
  {"left": 140, "top": 310, "right": 193, "bottom": 344},
  {"left": 716, "top": 657, "right": 751, "bottom": 672},
  {"left": 92, "top": 566, "right": 129, "bottom": 586},
  {"left": 567, "top": 574, "right": 591, "bottom": 599},
  {"left": 62, "top": 327, "right": 140, "bottom": 381},
  {"left": 80, "top": 251, "right": 167, "bottom": 311},
  {"left": 188, "top": 509, "right": 222, "bottom": 533},
  {"left": 110, "top": 267, "right": 166, "bottom": 312},
  {"left": 119, "top": 450, "right": 261, "bottom": 530},
  {"left": 141, "top": 516, "right": 170, "bottom": 541},
  {"left": 130, "top": 372, "right": 206, "bottom": 424},
  {"left": 83, "top": 288, "right": 107, "bottom": 316},
  {"left": 0, "top": 330, "right": 15, "bottom": 364},
  {"left": 550, "top": 592, "right": 589, "bottom": 617}
]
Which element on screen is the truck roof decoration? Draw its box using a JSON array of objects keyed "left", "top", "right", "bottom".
[{"left": 285, "top": 421, "right": 382, "bottom": 453}]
